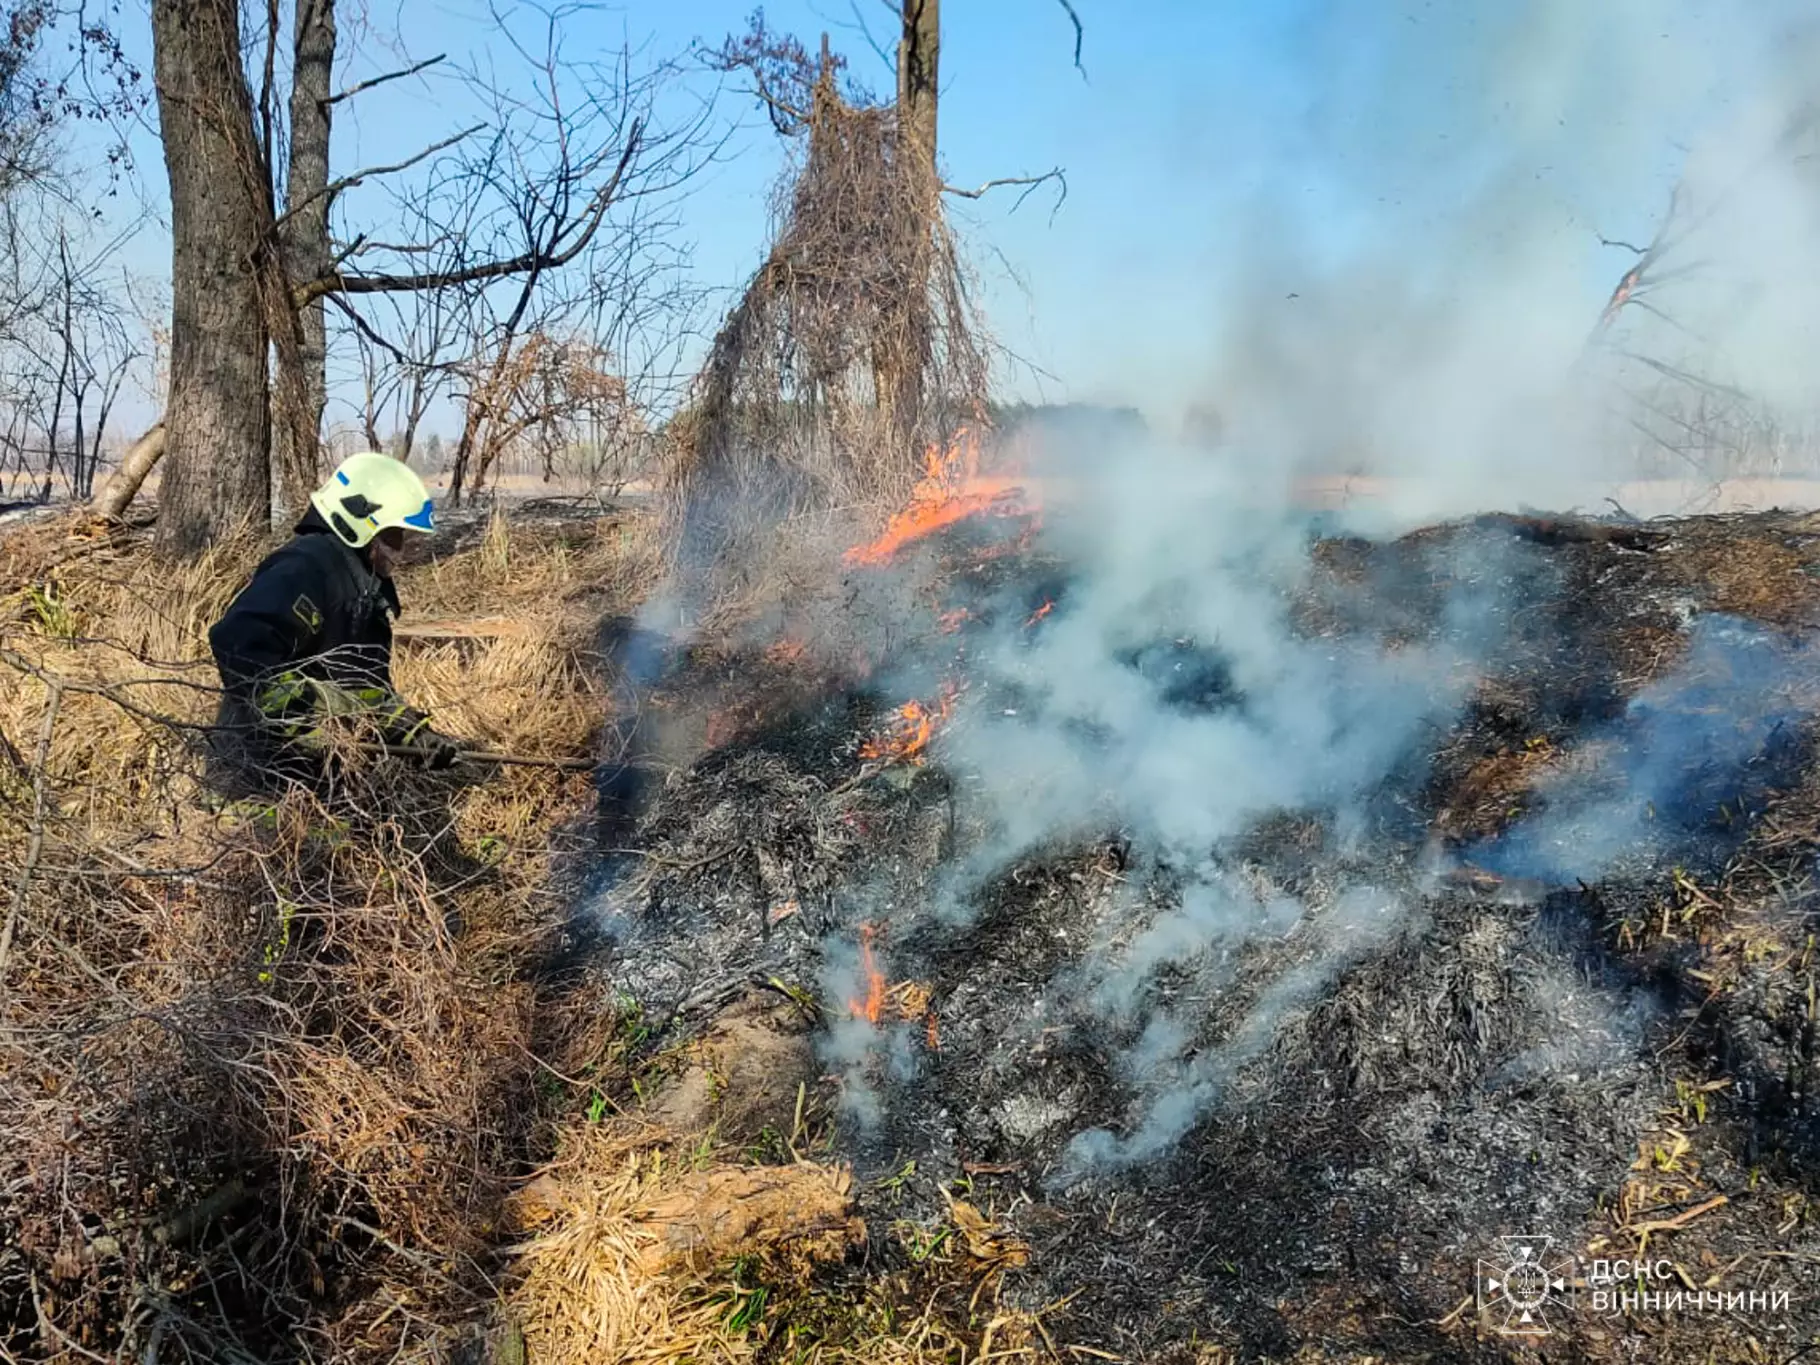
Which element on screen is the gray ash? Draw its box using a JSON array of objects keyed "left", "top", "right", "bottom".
[{"left": 584, "top": 509, "right": 1820, "bottom": 1360}]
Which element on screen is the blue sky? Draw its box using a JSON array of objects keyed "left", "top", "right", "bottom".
[{"left": 74, "top": 0, "right": 1786, "bottom": 436}]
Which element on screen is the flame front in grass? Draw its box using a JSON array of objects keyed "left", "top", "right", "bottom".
[
  {"left": 937, "top": 607, "right": 972, "bottom": 634},
  {"left": 1024, "top": 599, "right": 1054, "bottom": 629},
  {"left": 765, "top": 637, "right": 809, "bottom": 667},
  {"left": 843, "top": 426, "right": 1030, "bottom": 567},
  {"left": 843, "top": 926, "right": 940, "bottom": 1048},
  {"left": 858, "top": 681, "right": 960, "bottom": 765},
  {"left": 848, "top": 923, "right": 886, "bottom": 1025}
]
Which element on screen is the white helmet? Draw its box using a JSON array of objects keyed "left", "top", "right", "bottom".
[{"left": 309, "top": 452, "right": 436, "bottom": 550}]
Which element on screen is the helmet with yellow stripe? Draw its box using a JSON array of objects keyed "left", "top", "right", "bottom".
[{"left": 309, "top": 452, "right": 436, "bottom": 550}]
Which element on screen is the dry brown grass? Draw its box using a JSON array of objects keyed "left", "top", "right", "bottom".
[
  {"left": 0, "top": 508, "right": 652, "bottom": 1361},
  {"left": 507, "top": 1119, "right": 1052, "bottom": 1365},
  {"left": 508, "top": 1124, "right": 855, "bottom": 1363}
]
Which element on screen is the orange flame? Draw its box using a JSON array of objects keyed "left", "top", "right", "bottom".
[
  {"left": 844, "top": 426, "right": 1031, "bottom": 567},
  {"left": 1024, "top": 599, "right": 1054, "bottom": 628},
  {"left": 859, "top": 681, "right": 960, "bottom": 765},
  {"left": 848, "top": 923, "right": 886, "bottom": 1024},
  {"left": 765, "top": 637, "right": 809, "bottom": 666},
  {"left": 844, "top": 924, "right": 939, "bottom": 1048}
]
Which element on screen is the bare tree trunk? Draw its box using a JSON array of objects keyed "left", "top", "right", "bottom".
[
  {"left": 897, "top": 0, "right": 938, "bottom": 178},
  {"left": 891, "top": 0, "right": 939, "bottom": 446},
  {"left": 449, "top": 271, "right": 542, "bottom": 505},
  {"left": 91, "top": 422, "right": 167, "bottom": 519},
  {"left": 151, "top": 0, "right": 272, "bottom": 556},
  {"left": 447, "top": 365, "right": 500, "bottom": 505},
  {"left": 274, "top": 0, "right": 333, "bottom": 502}
]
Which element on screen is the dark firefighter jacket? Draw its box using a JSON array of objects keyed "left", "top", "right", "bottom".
[{"left": 207, "top": 509, "right": 421, "bottom": 792}]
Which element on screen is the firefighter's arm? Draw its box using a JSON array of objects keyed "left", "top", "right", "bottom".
[{"left": 325, "top": 670, "right": 462, "bottom": 769}]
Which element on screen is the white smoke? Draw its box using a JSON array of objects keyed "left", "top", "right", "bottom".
[
  {"left": 1064, "top": 884, "right": 1411, "bottom": 1174},
  {"left": 1478, "top": 614, "right": 1809, "bottom": 886},
  {"left": 1183, "top": 1, "right": 1820, "bottom": 524},
  {"left": 690, "top": 1, "right": 1820, "bottom": 1171},
  {"left": 833, "top": 438, "right": 1537, "bottom": 1170},
  {"left": 922, "top": 437, "right": 1507, "bottom": 889},
  {"left": 922, "top": 3, "right": 1820, "bottom": 1170}
]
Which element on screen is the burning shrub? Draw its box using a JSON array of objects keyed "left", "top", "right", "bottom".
[{"left": 661, "top": 52, "right": 991, "bottom": 620}]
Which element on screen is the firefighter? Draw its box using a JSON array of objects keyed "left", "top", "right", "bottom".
[{"left": 206, "top": 451, "right": 461, "bottom": 798}]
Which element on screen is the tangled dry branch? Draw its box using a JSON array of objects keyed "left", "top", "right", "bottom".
[{"left": 662, "top": 52, "right": 991, "bottom": 613}]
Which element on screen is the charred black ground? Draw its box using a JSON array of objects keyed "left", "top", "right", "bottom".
[{"left": 590, "top": 507, "right": 1820, "bottom": 1362}]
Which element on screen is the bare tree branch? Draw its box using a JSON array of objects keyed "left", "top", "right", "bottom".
[
  {"left": 338, "top": 237, "right": 450, "bottom": 256},
  {"left": 292, "top": 120, "right": 642, "bottom": 306},
  {"left": 1616, "top": 350, "right": 1753, "bottom": 401},
  {"left": 326, "top": 292, "right": 413, "bottom": 368},
  {"left": 845, "top": 0, "right": 895, "bottom": 70},
  {"left": 1053, "top": 0, "right": 1086, "bottom": 76},
  {"left": 326, "top": 53, "right": 445, "bottom": 105},
  {"left": 258, "top": 0, "right": 281, "bottom": 173},
  {"left": 271, "top": 123, "right": 485, "bottom": 240},
  {"left": 942, "top": 166, "right": 1067, "bottom": 215},
  {"left": 705, "top": 17, "right": 831, "bottom": 136}
]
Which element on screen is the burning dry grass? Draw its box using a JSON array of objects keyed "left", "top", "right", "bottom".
[
  {"left": 19, "top": 487, "right": 1820, "bottom": 1360},
  {"left": 600, "top": 499, "right": 1820, "bottom": 1359}
]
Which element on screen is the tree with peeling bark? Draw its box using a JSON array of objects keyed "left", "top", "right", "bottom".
[{"left": 146, "top": 0, "right": 702, "bottom": 555}]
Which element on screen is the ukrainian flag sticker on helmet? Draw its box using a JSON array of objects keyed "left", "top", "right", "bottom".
[{"left": 404, "top": 499, "right": 435, "bottom": 531}]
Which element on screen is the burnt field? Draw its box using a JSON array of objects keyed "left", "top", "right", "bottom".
[{"left": 588, "top": 492, "right": 1820, "bottom": 1362}]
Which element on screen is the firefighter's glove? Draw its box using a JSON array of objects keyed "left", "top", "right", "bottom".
[
  {"left": 407, "top": 726, "right": 462, "bottom": 771},
  {"left": 386, "top": 706, "right": 463, "bottom": 770}
]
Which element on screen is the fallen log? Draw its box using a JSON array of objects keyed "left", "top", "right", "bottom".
[
  {"left": 90, "top": 422, "right": 166, "bottom": 521},
  {"left": 633, "top": 1163, "right": 861, "bottom": 1274},
  {"left": 1471, "top": 512, "right": 1666, "bottom": 552}
]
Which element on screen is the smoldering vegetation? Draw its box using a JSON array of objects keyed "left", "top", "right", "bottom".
[
  {"left": 572, "top": 3, "right": 1820, "bottom": 1358},
  {"left": 587, "top": 434, "right": 1820, "bottom": 1357}
]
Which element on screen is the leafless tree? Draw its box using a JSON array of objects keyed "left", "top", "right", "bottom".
[
  {"left": 1584, "top": 104, "right": 1820, "bottom": 484},
  {"left": 0, "top": 88, "right": 145, "bottom": 505},
  {"left": 33, "top": 231, "right": 138, "bottom": 498},
  {"left": 342, "top": 278, "right": 465, "bottom": 458},
  {"left": 666, "top": 3, "right": 1077, "bottom": 600},
  {"left": 0, "top": 0, "right": 146, "bottom": 506},
  {"left": 148, "top": 0, "right": 713, "bottom": 554}
]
